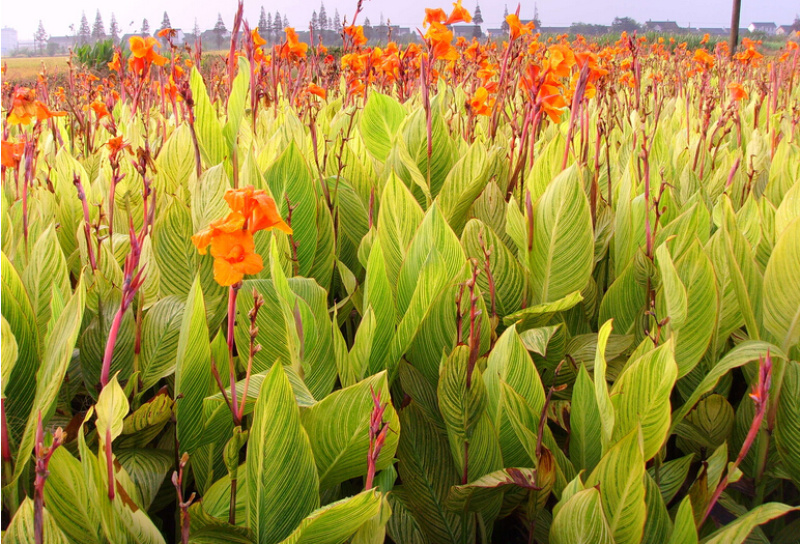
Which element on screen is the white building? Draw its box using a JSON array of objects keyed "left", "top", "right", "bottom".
[{"left": 2, "top": 27, "right": 19, "bottom": 55}]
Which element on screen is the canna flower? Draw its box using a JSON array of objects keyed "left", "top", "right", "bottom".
[
  {"left": 35, "top": 101, "right": 67, "bottom": 121},
  {"left": 545, "top": 44, "right": 576, "bottom": 78},
  {"left": 1, "top": 139, "right": 25, "bottom": 169},
  {"left": 728, "top": 82, "right": 748, "bottom": 102},
  {"left": 129, "top": 36, "right": 168, "bottom": 74},
  {"left": 445, "top": 0, "right": 472, "bottom": 25},
  {"left": 157, "top": 28, "right": 176, "bottom": 39},
  {"left": 344, "top": 25, "right": 368, "bottom": 47},
  {"left": 252, "top": 28, "right": 267, "bottom": 47},
  {"left": 281, "top": 27, "right": 308, "bottom": 59},
  {"left": 6, "top": 87, "right": 37, "bottom": 125},
  {"left": 423, "top": 8, "right": 448, "bottom": 27},
  {"left": 506, "top": 14, "right": 535, "bottom": 40},
  {"left": 223, "top": 186, "right": 293, "bottom": 234},
  {"left": 108, "top": 51, "right": 121, "bottom": 72},
  {"left": 306, "top": 83, "right": 327, "bottom": 99},
  {"left": 693, "top": 48, "right": 715, "bottom": 70},
  {"left": 469, "top": 87, "right": 493, "bottom": 116},
  {"left": 192, "top": 212, "right": 247, "bottom": 255},
  {"left": 426, "top": 22, "right": 458, "bottom": 61},
  {"left": 91, "top": 100, "right": 110, "bottom": 119},
  {"left": 209, "top": 230, "right": 264, "bottom": 286}
]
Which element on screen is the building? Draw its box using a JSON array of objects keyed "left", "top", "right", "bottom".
[
  {"left": 2, "top": 27, "right": 19, "bottom": 55},
  {"left": 776, "top": 25, "right": 797, "bottom": 36},
  {"left": 451, "top": 24, "right": 482, "bottom": 39},
  {"left": 748, "top": 22, "right": 777, "bottom": 34},
  {"left": 47, "top": 35, "right": 78, "bottom": 54},
  {"left": 645, "top": 21, "right": 683, "bottom": 33},
  {"left": 539, "top": 26, "right": 572, "bottom": 34},
  {"left": 696, "top": 27, "right": 728, "bottom": 36}
]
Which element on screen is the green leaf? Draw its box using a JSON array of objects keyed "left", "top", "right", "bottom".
[
  {"left": 224, "top": 56, "right": 251, "bottom": 151},
  {"left": 484, "top": 326, "right": 547, "bottom": 467},
  {"left": 247, "top": 363, "right": 320, "bottom": 544},
  {"left": 529, "top": 165, "right": 594, "bottom": 304},
  {"left": 190, "top": 67, "right": 226, "bottom": 167},
  {"left": 22, "top": 224, "right": 70, "bottom": 339},
  {"left": 446, "top": 467, "right": 541, "bottom": 512},
  {"left": 361, "top": 92, "right": 406, "bottom": 161},
  {"left": 570, "top": 364, "right": 602, "bottom": 473},
  {"left": 611, "top": 339, "right": 678, "bottom": 461},
  {"left": 642, "top": 472, "right": 671, "bottom": 544},
  {"left": 655, "top": 243, "right": 688, "bottom": 329},
  {"left": 362, "top": 240, "right": 396, "bottom": 377},
  {"left": 175, "top": 275, "right": 214, "bottom": 456},
  {"left": 45, "top": 448, "right": 102, "bottom": 544},
  {"left": 1, "top": 316, "right": 18, "bottom": 398},
  {"left": 700, "top": 503, "right": 799, "bottom": 544},
  {"left": 437, "top": 143, "right": 490, "bottom": 235},
  {"left": 550, "top": 488, "right": 613, "bottom": 544},
  {"left": 301, "top": 372, "right": 399, "bottom": 489},
  {"left": 13, "top": 277, "right": 85, "bottom": 482},
  {"left": 502, "top": 291, "right": 583, "bottom": 329},
  {"left": 1, "top": 252, "right": 40, "bottom": 443},
  {"left": 115, "top": 449, "right": 174, "bottom": 511},
  {"left": 775, "top": 361, "right": 800, "bottom": 485},
  {"left": 153, "top": 196, "right": 196, "bottom": 297},
  {"left": 264, "top": 142, "right": 317, "bottom": 276},
  {"left": 667, "top": 497, "right": 698, "bottom": 544},
  {"left": 647, "top": 454, "right": 694, "bottom": 505},
  {"left": 140, "top": 295, "right": 186, "bottom": 391},
  {"left": 396, "top": 403, "right": 467, "bottom": 544},
  {"left": 191, "top": 164, "right": 232, "bottom": 232},
  {"left": 155, "top": 124, "right": 196, "bottom": 194},
  {"left": 594, "top": 320, "right": 615, "bottom": 451},
  {"left": 5, "top": 497, "right": 70, "bottom": 544},
  {"left": 278, "top": 490, "right": 382, "bottom": 544},
  {"left": 377, "top": 172, "right": 425, "bottom": 291},
  {"left": 762, "top": 218, "right": 800, "bottom": 352},
  {"left": 585, "top": 429, "right": 646, "bottom": 544}
]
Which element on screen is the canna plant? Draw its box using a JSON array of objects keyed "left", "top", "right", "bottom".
[{"left": 1, "top": 2, "right": 800, "bottom": 543}]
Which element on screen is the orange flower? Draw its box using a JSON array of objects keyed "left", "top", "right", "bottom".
[
  {"left": 469, "top": 87, "right": 493, "bottom": 116},
  {"left": 1, "top": 140, "right": 25, "bottom": 169},
  {"left": 192, "top": 212, "right": 247, "bottom": 255},
  {"left": 129, "top": 36, "right": 168, "bottom": 73},
  {"left": 693, "top": 48, "right": 715, "bottom": 70},
  {"left": 252, "top": 28, "right": 267, "bottom": 47},
  {"left": 728, "top": 82, "right": 748, "bottom": 102},
  {"left": 700, "top": 33, "right": 710, "bottom": 45},
  {"left": 7, "top": 87, "right": 37, "bottom": 125},
  {"left": 224, "top": 186, "right": 293, "bottom": 234},
  {"left": 281, "top": 27, "right": 308, "bottom": 59},
  {"left": 344, "top": 25, "right": 368, "bottom": 47},
  {"left": 91, "top": 100, "right": 110, "bottom": 119},
  {"left": 209, "top": 230, "right": 264, "bottom": 286},
  {"left": 538, "top": 80, "right": 568, "bottom": 123},
  {"left": 105, "top": 136, "right": 130, "bottom": 154},
  {"left": 545, "top": 44, "right": 576, "bottom": 78},
  {"left": 426, "top": 22, "right": 458, "bottom": 61},
  {"left": 306, "top": 83, "right": 327, "bottom": 99},
  {"left": 506, "top": 14, "right": 535, "bottom": 40},
  {"left": 108, "top": 51, "right": 121, "bottom": 72},
  {"left": 446, "top": 0, "right": 472, "bottom": 25},
  {"left": 157, "top": 28, "right": 175, "bottom": 39},
  {"left": 423, "top": 8, "right": 448, "bottom": 27},
  {"left": 35, "top": 101, "right": 67, "bottom": 121}
]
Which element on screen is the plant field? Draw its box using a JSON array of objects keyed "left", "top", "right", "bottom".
[{"left": 1, "top": 3, "right": 800, "bottom": 543}]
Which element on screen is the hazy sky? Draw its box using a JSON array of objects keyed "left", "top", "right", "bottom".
[{"left": 2, "top": 0, "right": 798, "bottom": 41}]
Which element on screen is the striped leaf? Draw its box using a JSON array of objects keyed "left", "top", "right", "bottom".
[
  {"left": 191, "top": 164, "right": 232, "bottom": 232},
  {"left": 247, "top": 363, "right": 320, "bottom": 544},
  {"left": 529, "top": 164, "right": 594, "bottom": 304},
  {"left": 377, "top": 172, "right": 425, "bottom": 291},
  {"left": 700, "top": 503, "right": 800, "bottom": 544},
  {"left": 190, "top": 67, "right": 226, "bottom": 167},
  {"left": 115, "top": 448, "right": 174, "bottom": 511},
  {"left": 278, "top": 490, "right": 382, "bottom": 544},
  {"left": 139, "top": 295, "right": 186, "bottom": 391},
  {"left": 667, "top": 497, "right": 698, "bottom": 544},
  {"left": 175, "top": 275, "right": 214, "bottom": 456},
  {"left": 570, "top": 364, "right": 602, "bottom": 473},
  {"left": 22, "top": 225, "right": 70, "bottom": 340},
  {"left": 1, "top": 316, "right": 17, "bottom": 398},
  {"left": 44, "top": 448, "right": 102, "bottom": 544},
  {"left": 301, "top": 372, "right": 399, "bottom": 489},
  {"left": 585, "top": 429, "right": 646, "bottom": 544},
  {"left": 550, "top": 488, "right": 613, "bottom": 544},
  {"left": 5, "top": 497, "right": 69, "bottom": 544},
  {"left": 647, "top": 454, "right": 694, "bottom": 505},
  {"left": 594, "top": 320, "right": 615, "bottom": 451},
  {"left": 153, "top": 196, "right": 196, "bottom": 297},
  {"left": 438, "top": 143, "right": 491, "bottom": 235},
  {"left": 775, "top": 361, "right": 800, "bottom": 485},
  {"left": 362, "top": 240, "right": 395, "bottom": 377},
  {"left": 155, "top": 123, "right": 195, "bottom": 195},
  {"left": 762, "top": 217, "right": 800, "bottom": 352},
  {"left": 13, "top": 277, "right": 84, "bottom": 483},
  {"left": 361, "top": 92, "right": 406, "bottom": 162},
  {"left": 610, "top": 339, "right": 677, "bottom": 460},
  {"left": 1, "top": 252, "right": 40, "bottom": 444}
]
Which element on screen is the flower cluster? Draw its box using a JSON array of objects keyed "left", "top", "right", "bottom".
[{"left": 192, "top": 186, "right": 292, "bottom": 286}]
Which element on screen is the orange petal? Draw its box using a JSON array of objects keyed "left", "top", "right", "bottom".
[
  {"left": 213, "top": 258, "right": 244, "bottom": 286},
  {"left": 191, "top": 229, "right": 214, "bottom": 254},
  {"left": 235, "top": 252, "right": 264, "bottom": 276}
]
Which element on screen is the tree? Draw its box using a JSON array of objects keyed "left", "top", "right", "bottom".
[
  {"left": 611, "top": 17, "right": 640, "bottom": 33},
  {"left": 380, "top": 12, "right": 385, "bottom": 27},
  {"left": 283, "top": 15, "right": 289, "bottom": 28},
  {"left": 160, "top": 12, "right": 171, "bottom": 31},
  {"left": 473, "top": 3, "right": 483, "bottom": 24},
  {"left": 273, "top": 11, "right": 282, "bottom": 35},
  {"left": 78, "top": 11, "right": 91, "bottom": 45},
  {"left": 213, "top": 13, "right": 227, "bottom": 48},
  {"left": 141, "top": 18, "right": 150, "bottom": 35},
  {"left": 193, "top": 18, "right": 201, "bottom": 38},
  {"left": 333, "top": 9, "right": 341, "bottom": 31},
  {"left": 319, "top": 2, "right": 328, "bottom": 31},
  {"left": 92, "top": 10, "right": 106, "bottom": 42},
  {"left": 792, "top": 14, "right": 800, "bottom": 32},
  {"left": 311, "top": 10, "right": 318, "bottom": 31},
  {"left": 266, "top": 13, "right": 273, "bottom": 40},
  {"left": 501, "top": 5, "right": 510, "bottom": 33},
  {"left": 259, "top": 7, "right": 268, "bottom": 32},
  {"left": 533, "top": 3, "right": 541, "bottom": 28},
  {"left": 34, "top": 20, "right": 48, "bottom": 54},
  {"left": 109, "top": 13, "right": 120, "bottom": 43}
]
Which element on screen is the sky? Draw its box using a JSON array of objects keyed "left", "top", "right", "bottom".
[{"left": 1, "top": 0, "right": 798, "bottom": 41}]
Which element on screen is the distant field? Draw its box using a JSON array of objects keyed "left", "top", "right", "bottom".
[{"left": 2, "top": 55, "right": 71, "bottom": 82}]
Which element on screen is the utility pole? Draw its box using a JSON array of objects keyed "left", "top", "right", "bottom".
[{"left": 729, "top": 0, "right": 741, "bottom": 58}]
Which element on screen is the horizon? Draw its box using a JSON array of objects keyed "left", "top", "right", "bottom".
[{"left": 1, "top": 0, "right": 798, "bottom": 42}]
